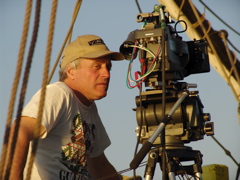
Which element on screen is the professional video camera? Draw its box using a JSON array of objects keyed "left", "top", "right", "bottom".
[
  {"left": 120, "top": 5, "right": 214, "bottom": 179},
  {"left": 120, "top": 9, "right": 210, "bottom": 84}
]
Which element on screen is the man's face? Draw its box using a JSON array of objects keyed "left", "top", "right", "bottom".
[{"left": 70, "top": 57, "right": 112, "bottom": 104}]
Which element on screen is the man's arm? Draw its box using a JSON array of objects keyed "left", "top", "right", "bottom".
[
  {"left": 88, "top": 152, "right": 122, "bottom": 180},
  {"left": 4, "top": 116, "right": 46, "bottom": 180}
]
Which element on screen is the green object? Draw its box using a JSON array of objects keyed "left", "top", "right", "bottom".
[{"left": 202, "top": 164, "right": 229, "bottom": 180}]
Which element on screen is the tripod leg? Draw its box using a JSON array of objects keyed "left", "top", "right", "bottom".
[
  {"left": 193, "top": 152, "right": 203, "bottom": 180},
  {"left": 194, "top": 172, "right": 202, "bottom": 180},
  {"left": 168, "top": 172, "right": 176, "bottom": 180},
  {"left": 166, "top": 156, "right": 176, "bottom": 180},
  {"left": 144, "top": 149, "right": 159, "bottom": 180}
]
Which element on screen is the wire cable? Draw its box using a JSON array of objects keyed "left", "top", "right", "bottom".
[
  {"left": 135, "top": 0, "right": 142, "bottom": 13},
  {"left": 126, "top": 45, "right": 161, "bottom": 89},
  {"left": 211, "top": 135, "right": 240, "bottom": 180},
  {"left": 211, "top": 136, "right": 238, "bottom": 166},
  {"left": 199, "top": 0, "right": 240, "bottom": 36}
]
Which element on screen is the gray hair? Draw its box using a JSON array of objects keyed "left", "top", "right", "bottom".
[{"left": 59, "top": 59, "right": 82, "bottom": 81}]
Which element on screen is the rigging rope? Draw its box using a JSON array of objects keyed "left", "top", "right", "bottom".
[
  {"left": 1, "top": 0, "right": 82, "bottom": 179},
  {"left": 211, "top": 136, "right": 238, "bottom": 166},
  {"left": 199, "top": 0, "right": 240, "bottom": 54},
  {"left": 26, "top": 0, "right": 58, "bottom": 179},
  {"left": 199, "top": 0, "right": 240, "bottom": 36},
  {"left": 220, "top": 30, "right": 240, "bottom": 87},
  {"left": 187, "top": 1, "right": 240, "bottom": 178},
  {"left": 188, "top": 0, "right": 240, "bottom": 102},
  {"left": 0, "top": 0, "right": 33, "bottom": 178},
  {"left": 9, "top": 1, "right": 42, "bottom": 179},
  {"left": 211, "top": 135, "right": 240, "bottom": 180},
  {"left": 48, "top": 0, "right": 82, "bottom": 83},
  {"left": 176, "top": 0, "right": 185, "bottom": 20}
]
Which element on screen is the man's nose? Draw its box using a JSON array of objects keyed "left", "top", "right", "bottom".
[{"left": 101, "top": 66, "right": 110, "bottom": 78}]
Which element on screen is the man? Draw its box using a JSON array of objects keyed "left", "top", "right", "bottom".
[{"left": 5, "top": 35, "right": 125, "bottom": 180}]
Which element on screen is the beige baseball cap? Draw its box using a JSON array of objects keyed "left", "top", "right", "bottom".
[{"left": 60, "top": 34, "right": 125, "bottom": 69}]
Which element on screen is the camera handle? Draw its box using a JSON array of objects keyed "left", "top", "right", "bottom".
[{"left": 130, "top": 91, "right": 189, "bottom": 170}]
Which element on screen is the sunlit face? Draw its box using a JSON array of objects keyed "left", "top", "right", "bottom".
[{"left": 66, "top": 57, "right": 112, "bottom": 105}]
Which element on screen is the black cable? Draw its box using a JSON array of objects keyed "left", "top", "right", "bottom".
[
  {"left": 161, "top": 25, "right": 167, "bottom": 180},
  {"left": 227, "top": 39, "right": 240, "bottom": 54},
  {"left": 174, "top": 20, "right": 188, "bottom": 36},
  {"left": 135, "top": 0, "right": 142, "bottom": 13}
]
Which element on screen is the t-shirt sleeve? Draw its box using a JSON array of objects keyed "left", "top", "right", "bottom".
[{"left": 21, "top": 85, "right": 68, "bottom": 137}]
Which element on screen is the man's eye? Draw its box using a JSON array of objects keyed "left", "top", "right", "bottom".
[{"left": 94, "top": 65, "right": 101, "bottom": 68}]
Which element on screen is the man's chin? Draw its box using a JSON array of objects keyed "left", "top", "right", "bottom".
[{"left": 95, "top": 93, "right": 107, "bottom": 100}]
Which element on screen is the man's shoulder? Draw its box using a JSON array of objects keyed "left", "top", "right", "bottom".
[
  {"left": 45, "top": 82, "right": 75, "bottom": 100},
  {"left": 48, "top": 82, "right": 72, "bottom": 93}
]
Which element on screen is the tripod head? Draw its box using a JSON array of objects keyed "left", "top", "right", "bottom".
[{"left": 134, "top": 82, "right": 213, "bottom": 148}]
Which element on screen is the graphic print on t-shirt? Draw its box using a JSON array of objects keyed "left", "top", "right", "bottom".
[{"left": 60, "top": 113, "right": 95, "bottom": 178}]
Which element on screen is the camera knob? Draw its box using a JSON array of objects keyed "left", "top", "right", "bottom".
[
  {"left": 203, "top": 113, "right": 211, "bottom": 122},
  {"left": 204, "top": 122, "right": 214, "bottom": 136}
]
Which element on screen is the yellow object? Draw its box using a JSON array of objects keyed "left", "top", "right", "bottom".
[
  {"left": 202, "top": 164, "right": 229, "bottom": 180},
  {"left": 122, "top": 175, "right": 142, "bottom": 180}
]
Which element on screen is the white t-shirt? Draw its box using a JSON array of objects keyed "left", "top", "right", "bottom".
[{"left": 22, "top": 82, "right": 111, "bottom": 180}]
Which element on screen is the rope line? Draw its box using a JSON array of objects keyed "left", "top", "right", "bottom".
[
  {"left": 188, "top": 0, "right": 239, "bottom": 102},
  {"left": 199, "top": 0, "right": 240, "bottom": 36},
  {"left": 0, "top": 1, "right": 83, "bottom": 179},
  {"left": 7, "top": 0, "right": 41, "bottom": 179},
  {"left": 67, "top": 0, "right": 82, "bottom": 44},
  {"left": 220, "top": 30, "right": 240, "bottom": 84},
  {"left": 191, "top": 12, "right": 205, "bottom": 29},
  {"left": 211, "top": 136, "right": 239, "bottom": 166},
  {"left": 176, "top": 0, "right": 186, "bottom": 20},
  {"left": 227, "top": 39, "right": 240, "bottom": 54},
  {"left": 0, "top": 0, "right": 33, "bottom": 178},
  {"left": 135, "top": 0, "right": 142, "bottom": 13},
  {"left": 25, "top": 0, "right": 58, "bottom": 179},
  {"left": 201, "top": 21, "right": 212, "bottom": 39},
  {"left": 48, "top": 0, "right": 82, "bottom": 83},
  {"left": 220, "top": 31, "right": 240, "bottom": 101},
  {"left": 199, "top": 0, "right": 240, "bottom": 54}
]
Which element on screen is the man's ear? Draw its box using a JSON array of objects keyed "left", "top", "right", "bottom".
[{"left": 66, "top": 66, "right": 75, "bottom": 80}]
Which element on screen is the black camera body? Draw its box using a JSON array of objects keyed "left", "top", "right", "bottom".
[{"left": 120, "top": 12, "right": 210, "bottom": 86}]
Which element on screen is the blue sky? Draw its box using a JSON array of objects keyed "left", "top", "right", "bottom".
[{"left": 1, "top": 0, "right": 240, "bottom": 179}]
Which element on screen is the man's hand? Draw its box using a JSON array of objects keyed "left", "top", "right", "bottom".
[{"left": 88, "top": 153, "right": 121, "bottom": 180}]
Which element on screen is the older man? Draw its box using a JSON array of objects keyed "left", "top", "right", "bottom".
[{"left": 5, "top": 35, "right": 124, "bottom": 180}]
